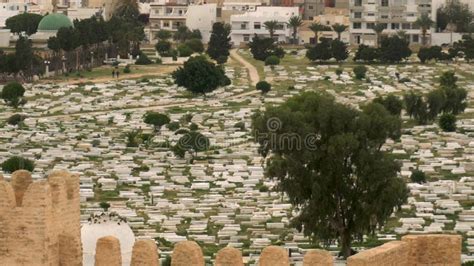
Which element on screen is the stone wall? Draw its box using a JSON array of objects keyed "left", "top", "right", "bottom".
[
  {"left": 0, "top": 170, "right": 463, "bottom": 266},
  {"left": 0, "top": 170, "right": 82, "bottom": 266},
  {"left": 347, "top": 235, "right": 462, "bottom": 266}
]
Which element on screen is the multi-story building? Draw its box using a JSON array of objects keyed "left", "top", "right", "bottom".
[
  {"left": 220, "top": 0, "right": 262, "bottom": 24},
  {"left": 149, "top": 0, "right": 188, "bottom": 39},
  {"left": 230, "top": 6, "right": 299, "bottom": 45},
  {"left": 302, "top": 0, "right": 325, "bottom": 20},
  {"left": 349, "top": 0, "right": 432, "bottom": 46}
]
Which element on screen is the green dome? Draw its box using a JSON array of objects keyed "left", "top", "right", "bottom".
[{"left": 37, "top": 13, "right": 73, "bottom": 31}]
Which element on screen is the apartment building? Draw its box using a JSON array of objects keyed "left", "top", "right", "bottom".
[
  {"left": 349, "top": 0, "right": 432, "bottom": 46},
  {"left": 230, "top": 6, "right": 299, "bottom": 45},
  {"left": 149, "top": 0, "right": 188, "bottom": 38}
]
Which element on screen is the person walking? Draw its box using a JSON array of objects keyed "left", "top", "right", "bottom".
[{"left": 112, "top": 70, "right": 115, "bottom": 78}]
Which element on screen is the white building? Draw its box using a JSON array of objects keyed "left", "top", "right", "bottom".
[
  {"left": 349, "top": 0, "right": 432, "bottom": 46},
  {"left": 230, "top": 6, "right": 299, "bottom": 45},
  {"left": 185, "top": 4, "right": 217, "bottom": 43},
  {"left": 149, "top": 0, "right": 188, "bottom": 39},
  {"left": 0, "top": 3, "right": 28, "bottom": 28}
]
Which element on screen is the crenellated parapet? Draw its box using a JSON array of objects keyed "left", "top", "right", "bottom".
[{"left": 0, "top": 170, "right": 82, "bottom": 266}]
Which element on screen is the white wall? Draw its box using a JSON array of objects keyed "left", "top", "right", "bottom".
[
  {"left": 229, "top": 6, "right": 299, "bottom": 45},
  {"left": 431, "top": 32, "right": 464, "bottom": 45},
  {"left": 185, "top": 4, "right": 216, "bottom": 43},
  {"left": 0, "top": 29, "right": 10, "bottom": 48}
]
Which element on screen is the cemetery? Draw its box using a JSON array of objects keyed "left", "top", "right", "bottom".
[{"left": 0, "top": 48, "right": 473, "bottom": 265}]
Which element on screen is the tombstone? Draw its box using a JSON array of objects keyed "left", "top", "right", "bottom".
[
  {"left": 171, "top": 241, "right": 204, "bottom": 266},
  {"left": 95, "top": 236, "right": 122, "bottom": 266},
  {"left": 215, "top": 246, "right": 244, "bottom": 266},
  {"left": 131, "top": 239, "right": 159, "bottom": 266},
  {"left": 259, "top": 246, "right": 289, "bottom": 266}
]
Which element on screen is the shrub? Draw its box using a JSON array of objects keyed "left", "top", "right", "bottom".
[
  {"left": 438, "top": 113, "right": 456, "bottom": 132},
  {"left": 155, "top": 58, "right": 162, "bottom": 64},
  {"left": 189, "top": 123, "right": 198, "bottom": 131},
  {"left": 256, "top": 81, "right": 271, "bottom": 94},
  {"left": 167, "top": 121, "right": 180, "bottom": 131},
  {"left": 135, "top": 52, "right": 152, "bottom": 65},
  {"left": 265, "top": 55, "right": 280, "bottom": 66},
  {"left": 335, "top": 68, "right": 343, "bottom": 76},
  {"left": 177, "top": 44, "right": 193, "bottom": 57},
  {"left": 353, "top": 65, "right": 367, "bottom": 80},
  {"left": 155, "top": 41, "right": 172, "bottom": 56},
  {"left": 99, "top": 202, "right": 110, "bottom": 211},
  {"left": 123, "top": 65, "right": 131, "bottom": 73},
  {"left": 1, "top": 156, "right": 35, "bottom": 173},
  {"left": 1, "top": 82, "right": 26, "bottom": 108},
  {"left": 185, "top": 39, "right": 204, "bottom": 53},
  {"left": 410, "top": 170, "right": 426, "bottom": 184},
  {"left": 143, "top": 112, "right": 170, "bottom": 131},
  {"left": 7, "top": 113, "right": 26, "bottom": 125}
]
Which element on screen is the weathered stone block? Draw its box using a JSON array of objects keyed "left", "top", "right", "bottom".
[
  {"left": 171, "top": 241, "right": 204, "bottom": 266},
  {"left": 131, "top": 239, "right": 159, "bottom": 266},
  {"left": 402, "top": 234, "right": 461, "bottom": 266},
  {"left": 347, "top": 241, "right": 408, "bottom": 266},
  {"left": 259, "top": 246, "right": 289, "bottom": 266},
  {"left": 215, "top": 246, "right": 244, "bottom": 266},
  {"left": 303, "top": 249, "right": 334, "bottom": 266},
  {"left": 95, "top": 236, "right": 122, "bottom": 266}
]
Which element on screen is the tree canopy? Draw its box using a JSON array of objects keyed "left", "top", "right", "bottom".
[
  {"left": 5, "top": 13, "right": 43, "bottom": 35},
  {"left": 172, "top": 56, "right": 230, "bottom": 94},
  {"left": 1, "top": 82, "right": 26, "bottom": 108},
  {"left": 249, "top": 35, "right": 285, "bottom": 61},
  {"left": 1, "top": 156, "right": 35, "bottom": 173},
  {"left": 143, "top": 112, "right": 170, "bottom": 131},
  {"left": 252, "top": 91, "right": 407, "bottom": 258},
  {"left": 207, "top": 22, "right": 231, "bottom": 63}
]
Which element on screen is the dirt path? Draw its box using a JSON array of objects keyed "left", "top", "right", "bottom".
[{"left": 230, "top": 49, "right": 260, "bottom": 86}]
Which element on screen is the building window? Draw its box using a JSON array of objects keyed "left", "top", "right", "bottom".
[
  {"left": 366, "top": 22, "right": 375, "bottom": 29},
  {"left": 380, "top": 14, "right": 389, "bottom": 19},
  {"left": 391, "top": 23, "right": 399, "bottom": 29},
  {"left": 241, "top": 23, "right": 247, "bottom": 29},
  {"left": 354, "top": 0, "right": 362, "bottom": 6},
  {"left": 353, "top": 22, "right": 362, "bottom": 29},
  {"left": 402, "top": 23, "right": 410, "bottom": 30},
  {"left": 367, "top": 13, "right": 374, "bottom": 16},
  {"left": 381, "top": 0, "right": 388, "bottom": 6},
  {"left": 163, "top": 21, "right": 170, "bottom": 27},
  {"left": 243, "top": 34, "right": 250, "bottom": 42},
  {"left": 354, "top": 12, "right": 362, "bottom": 18},
  {"left": 308, "top": 5, "right": 313, "bottom": 9},
  {"left": 254, "top": 22, "right": 261, "bottom": 29}
]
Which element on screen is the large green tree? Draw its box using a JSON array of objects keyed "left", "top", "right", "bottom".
[
  {"left": 379, "top": 35, "right": 412, "bottom": 63},
  {"left": 252, "top": 92, "right": 407, "bottom": 258},
  {"left": 5, "top": 13, "right": 43, "bottom": 35},
  {"left": 172, "top": 56, "right": 230, "bottom": 94},
  {"left": 144, "top": 112, "right": 170, "bottom": 131},
  {"left": 248, "top": 35, "right": 284, "bottom": 61},
  {"left": 207, "top": 22, "right": 232, "bottom": 63}
]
